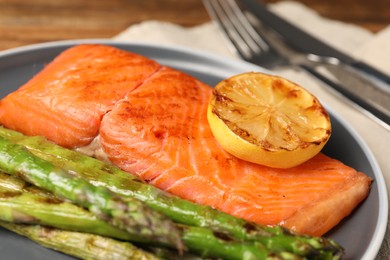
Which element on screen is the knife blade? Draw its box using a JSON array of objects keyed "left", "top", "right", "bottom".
[{"left": 240, "top": 0, "right": 390, "bottom": 85}]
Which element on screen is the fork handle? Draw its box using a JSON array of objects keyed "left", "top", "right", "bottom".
[{"left": 303, "top": 62, "right": 390, "bottom": 126}]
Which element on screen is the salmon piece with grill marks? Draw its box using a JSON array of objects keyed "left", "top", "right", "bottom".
[{"left": 0, "top": 44, "right": 371, "bottom": 236}]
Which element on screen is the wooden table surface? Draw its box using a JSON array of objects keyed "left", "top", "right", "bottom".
[{"left": 0, "top": 0, "right": 389, "bottom": 51}]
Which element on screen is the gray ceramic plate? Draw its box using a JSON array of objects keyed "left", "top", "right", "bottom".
[{"left": 0, "top": 40, "right": 387, "bottom": 260}]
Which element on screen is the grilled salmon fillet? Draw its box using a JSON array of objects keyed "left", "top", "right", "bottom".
[
  {"left": 0, "top": 44, "right": 161, "bottom": 148},
  {"left": 0, "top": 44, "right": 371, "bottom": 236}
]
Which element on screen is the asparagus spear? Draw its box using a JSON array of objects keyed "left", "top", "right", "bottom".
[
  {"left": 0, "top": 136, "right": 183, "bottom": 250},
  {"left": 0, "top": 127, "right": 343, "bottom": 259},
  {"left": 0, "top": 127, "right": 263, "bottom": 239},
  {"left": 0, "top": 172, "right": 294, "bottom": 260},
  {"left": 0, "top": 173, "right": 143, "bottom": 242},
  {"left": 0, "top": 222, "right": 158, "bottom": 260}
]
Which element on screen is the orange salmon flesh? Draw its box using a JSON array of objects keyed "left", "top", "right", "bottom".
[{"left": 0, "top": 44, "right": 371, "bottom": 236}]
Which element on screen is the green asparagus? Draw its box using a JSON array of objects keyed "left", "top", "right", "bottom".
[
  {"left": 0, "top": 222, "right": 158, "bottom": 260},
  {"left": 0, "top": 127, "right": 344, "bottom": 259},
  {"left": 0, "top": 127, "right": 268, "bottom": 240},
  {"left": 0, "top": 173, "right": 144, "bottom": 242},
  {"left": 0, "top": 172, "right": 293, "bottom": 260},
  {"left": 0, "top": 135, "right": 182, "bottom": 249}
]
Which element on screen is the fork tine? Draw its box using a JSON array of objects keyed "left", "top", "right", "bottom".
[
  {"left": 203, "top": 0, "right": 250, "bottom": 58},
  {"left": 203, "top": 0, "right": 268, "bottom": 60},
  {"left": 226, "top": 0, "right": 269, "bottom": 52}
]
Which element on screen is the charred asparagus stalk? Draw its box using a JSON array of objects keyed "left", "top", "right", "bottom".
[
  {"left": 0, "top": 172, "right": 290, "bottom": 260},
  {"left": 0, "top": 128, "right": 280, "bottom": 239},
  {"left": 0, "top": 135, "right": 182, "bottom": 249},
  {"left": 0, "top": 128, "right": 261, "bottom": 239},
  {"left": 0, "top": 127, "right": 344, "bottom": 259},
  {"left": 0, "top": 172, "right": 143, "bottom": 242},
  {"left": 0, "top": 222, "right": 158, "bottom": 260}
]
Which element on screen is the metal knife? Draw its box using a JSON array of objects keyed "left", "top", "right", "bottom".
[
  {"left": 240, "top": 0, "right": 390, "bottom": 126},
  {"left": 240, "top": 0, "right": 390, "bottom": 85}
]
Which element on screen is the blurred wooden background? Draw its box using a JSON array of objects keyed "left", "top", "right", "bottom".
[{"left": 0, "top": 0, "right": 389, "bottom": 51}]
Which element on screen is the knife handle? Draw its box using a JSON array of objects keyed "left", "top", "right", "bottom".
[
  {"left": 351, "top": 61, "right": 390, "bottom": 85},
  {"left": 303, "top": 62, "right": 390, "bottom": 126}
]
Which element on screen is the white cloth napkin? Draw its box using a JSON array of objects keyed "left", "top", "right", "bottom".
[{"left": 114, "top": 1, "right": 390, "bottom": 258}]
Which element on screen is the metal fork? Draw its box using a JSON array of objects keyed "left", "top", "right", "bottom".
[{"left": 202, "top": 0, "right": 390, "bottom": 127}]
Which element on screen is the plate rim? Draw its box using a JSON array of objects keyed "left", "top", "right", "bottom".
[{"left": 0, "top": 39, "right": 388, "bottom": 259}]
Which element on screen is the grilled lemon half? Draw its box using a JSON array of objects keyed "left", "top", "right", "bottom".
[{"left": 207, "top": 72, "right": 331, "bottom": 169}]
